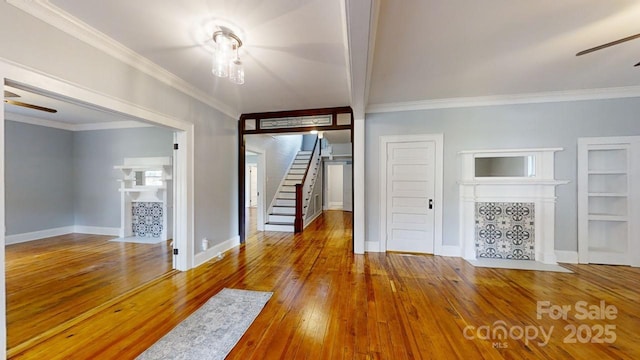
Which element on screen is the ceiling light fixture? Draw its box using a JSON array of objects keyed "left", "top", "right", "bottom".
[{"left": 211, "top": 29, "right": 244, "bottom": 84}]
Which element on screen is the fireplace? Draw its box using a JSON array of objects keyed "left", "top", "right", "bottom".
[{"left": 459, "top": 148, "right": 568, "bottom": 265}]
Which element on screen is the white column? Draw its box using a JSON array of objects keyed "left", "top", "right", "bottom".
[{"left": 353, "top": 117, "right": 365, "bottom": 254}]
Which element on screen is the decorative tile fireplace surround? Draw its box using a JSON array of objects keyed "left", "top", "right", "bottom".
[
  {"left": 475, "top": 202, "right": 535, "bottom": 260},
  {"left": 459, "top": 148, "right": 569, "bottom": 266}
]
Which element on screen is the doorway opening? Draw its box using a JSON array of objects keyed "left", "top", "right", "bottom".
[
  {"left": 1, "top": 67, "right": 194, "bottom": 353},
  {"left": 238, "top": 108, "right": 354, "bottom": 243}
]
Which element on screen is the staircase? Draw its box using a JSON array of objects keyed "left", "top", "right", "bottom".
[{"left": 264, "top": 150, "right": 316, "bottom": 232}]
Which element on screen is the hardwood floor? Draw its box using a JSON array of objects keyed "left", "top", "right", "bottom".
[
  {"left": 7, "top": 211, "right": 640, "bottom": 359},
  {"left": 5, "top": 234, "right": 172, "bottom": 352}
]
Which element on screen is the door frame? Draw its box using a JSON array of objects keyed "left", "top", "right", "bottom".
[
  {"left": 324, "top": 162, "right": 345, "bottom": 210},
  {"left": 379, "top": 134, "right": 443, "bottom": 254},
  {"left": 0, "top": 60, "right": 195, "bottom": 271},
  {"left": 238, "top": 107, "right": 353, "bottom": 242},
  {"left": 246, "top": 163, "right": 258, "bottom": 207},
  {"left": 245, "top": 146, "right": 266, "bottom": 232}
]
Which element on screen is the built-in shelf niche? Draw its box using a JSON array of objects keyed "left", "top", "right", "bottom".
[
  {"left": 114, "top": 157, "right": 173, "bottom": 240},
  {"left": 458, "top": 148, "right": 569, "bottom": 265},
  {"left": 578, "top": 137, "right": 640, "bottom": 267}
]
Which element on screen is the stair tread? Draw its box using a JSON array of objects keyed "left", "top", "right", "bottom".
[{"left": 266, "top": 222, "right": 294, "bottom": 225}]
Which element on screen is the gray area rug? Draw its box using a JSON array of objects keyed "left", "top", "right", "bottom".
[{"left": 137, "top": 288, "right": 273, "bottom": 360}]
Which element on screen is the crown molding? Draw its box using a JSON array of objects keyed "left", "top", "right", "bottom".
[
  {"left": 5, "top": 112, "right": 74, "bottom": 131},
  {"left": 366, "top": 86, "right": 640, "bottom": 114},
  {"left": 5, "top": 112, "right": 151, "bottom": 131},
  {"left": 73, "top": 120, "right": 153, "bottom": 131},
  {"left": 7, "top": 0, "right": 238, "bottom": 119}
]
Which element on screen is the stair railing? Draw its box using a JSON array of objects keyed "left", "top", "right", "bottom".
[{"left": 295, "top": 136, "right": 320, "bottom": 232}]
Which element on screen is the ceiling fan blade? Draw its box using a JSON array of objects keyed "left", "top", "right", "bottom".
[
  {"left": 4, "top": 90, "right": 20, "bottom": 98},
  {"left": 635, "top": 61, "right": 640, "bottom": 67},
  {"left": 576, "top": 32, "right": 640, "bottom": 56},
  {"left": 4, "top": 99, "right": 58, "bottom": 113}
]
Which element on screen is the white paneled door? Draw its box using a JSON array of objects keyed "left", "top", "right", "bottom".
[{"left": 385, "top": 140, "right": 436, "bottom": 253}]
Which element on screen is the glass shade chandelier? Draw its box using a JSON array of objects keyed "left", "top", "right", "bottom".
[{"left": 211, "top": 29, "right": 244, "bottom": 84}]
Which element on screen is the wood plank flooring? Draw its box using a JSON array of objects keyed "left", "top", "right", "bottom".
[
  {"left": 7, "top": 211, "right": 640, "bottom": 359},
  {"left": 5, "top": 234, "right": 172, "bottom": 351}
]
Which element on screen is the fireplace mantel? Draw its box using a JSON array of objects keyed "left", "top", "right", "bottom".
[{"left": 458, "top": 148, "right": 569, "bottom": 264}]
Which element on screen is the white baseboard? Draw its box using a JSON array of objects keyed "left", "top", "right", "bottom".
[
  {"left": 5, "top": 225, "right": 121, "bottom": 245},
  {"left": 327, "top": 202, "right": 343, "bottom": 210},
  {"left": 437, "top": 245, "right": 462, "bottom": 257},
  {"left": 365, "top": 241, "right": 383, "bottom": 252},
  {"left": 555, "top": 250, "right": 579, "bottom": 264},
  {"left": 5, "top": 226, "right": 74, "bottom": 245},
  {"left": 74, "top": 225, "right": 120, "bottom": 236},
  {"left": 194, "top": 235, "right": 241, "bottom": 267}
]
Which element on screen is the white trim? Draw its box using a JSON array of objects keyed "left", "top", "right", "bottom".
[
  {"left": 379, "top": 133, "right": 444, "bottom": 254},
  {"left": 0, "top": 82, "right": 5, "bottom": 359},
  {"left": 555, "top": 251, "right": 579, "bottom": 264},
  {"left": 5, "top": 226, "right": 74, "bottom": 245},
  {"left": 73, "top": 121, "right": 152, "bottom": 131},
  {"left": 6, "top": 0, "right": 238, "bottom": 119},
  {"left": 353, "top": 118, "right": 365, "bottom": 254},
  {"left": 194, "top": 236, "right": 240, "bottom": 268},
  {"left": 366, "top": 86, "right": 640, "bottom": 114},
  {"left": 365, "top": 241, "right": 382, "bottom": 252},
  {"left": 245, "top": 146, "right": 266, "bottom": 232},
  {"left": 5, "top": 113, "right": 74, "bottom": 130},
  {"left": 5, "top": 112, "right": 152, "bottom": 131},
  {"left": 173, "top": 128, "right": 195, "bottom": 271},
  {"left": 459, "top": 147, "right": 564, "bottom": 154},
  {"left": 73, "top": 226, "right": 120, "bottom": 236},
  {"left": 437, "top": 245, "right": 462, "bottom": 257},
  {"left": 339, "top": 0, "right": 352, "bottom": 110},
  {"left": 4, "top": 225, "right": 121, "bottom": 244}
]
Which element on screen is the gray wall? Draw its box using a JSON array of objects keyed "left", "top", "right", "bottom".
[
  {"left": 0, "top": 0, "right": 238, "bottom": 255},
  {"left": 4, "top": 121, "right": 174, "bottom": 234},
  {"left": 365, "top": 97, "right": 640, "bottom": 251},
  {"left": 73, "top": 126, "right": 173, "bottom": 228},
  {"left": 301, "top": 134, "right": 318, "bottom": 151},
  {"left": 245, "top": 154, "right": 258, "bottom": 164},
  {"left": 245, "top": 134, "right": 302, "bottom": 209},
  {"left": 4, "top": 121, "right": 74, "bottom": 235}
]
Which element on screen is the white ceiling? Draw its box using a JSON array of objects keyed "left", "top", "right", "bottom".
[
  {"left": 5, "top": 0, "right": 640, "bottom": 123},
  {"left": 50, "top": 0, "right": 351, "bottom": 115},
  {"left": 3, "top": 83, "right": 147, "bottom": 129},
  {"left": 368, "top": 0, "right": 640, "bottom": 106}
]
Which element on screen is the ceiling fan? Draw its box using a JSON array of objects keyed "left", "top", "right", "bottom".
[
  {"left": 576, "top": 32, "right": 640, "bottom": 67},
  {"left": 4, "top": 90, "right": 58, "bottom": 113}
]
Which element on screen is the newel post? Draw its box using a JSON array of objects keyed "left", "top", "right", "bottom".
[{"left": 294, "top": 184, "right": 303, "bottom": 232}]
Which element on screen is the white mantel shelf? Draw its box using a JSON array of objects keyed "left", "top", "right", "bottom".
[
  {"left": 458, "top": 179, "right": 569, "bottom": 186},
  {"left": 458, "top": 148, "right": 569, "bottom": 266},
  {"left": 458, "top": 147, "right": 563, "bottom": 154}
]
